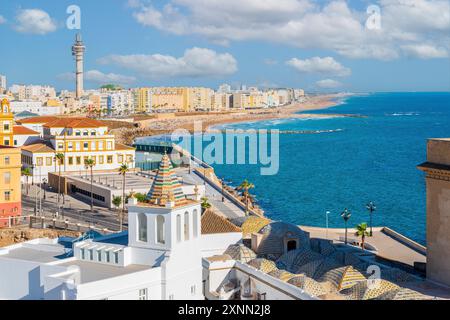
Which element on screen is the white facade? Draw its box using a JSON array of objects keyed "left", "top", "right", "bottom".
[
  {"left": 0, "top": 75, "right": 6, "bottom": 91},
  {"left": 10, "top": 101, "right": 62, "bottom": 116},
  {"left": 9, "top": 85, "right": 56, "bottom": 101}
]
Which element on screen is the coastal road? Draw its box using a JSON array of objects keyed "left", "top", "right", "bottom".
[{"left": 178, "top": 167, "right": 247, "bottom": 219}]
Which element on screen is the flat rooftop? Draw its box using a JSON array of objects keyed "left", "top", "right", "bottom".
[
  {"left": 68, "top": 167, "right": 199, "bottom": 193},
  {"left": 69, "top": 171, "right": 156, "bottom": 192},
  {"left": 0, "top": 243, "right": 68, "bottom": 263},
  {"left": 57, "top": 260, "right": 152, "bottom": 284}
]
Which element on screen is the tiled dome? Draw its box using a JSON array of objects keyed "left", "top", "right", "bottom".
[{"left": 257, "top": 222, "right": 310, "bottom": 258}]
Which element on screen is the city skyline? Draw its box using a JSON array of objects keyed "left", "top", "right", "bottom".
[{"left": 0, "top": 0, "right": 449, "bottom": 92}]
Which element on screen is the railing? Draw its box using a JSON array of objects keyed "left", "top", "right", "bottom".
[
  {"left": 0, "top": 215, "right": 117, "bottom": 235},
  {"left": 382, "top": 227, "right": 427, "bottom": 255}
]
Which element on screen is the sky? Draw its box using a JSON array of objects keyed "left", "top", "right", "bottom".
[{"left": 0, "top": 0, "right": 449, "bottom": 92}]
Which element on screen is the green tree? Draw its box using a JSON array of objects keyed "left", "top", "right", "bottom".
[
  {"left": 21, "top": 168, "right": 32, "bottom": 195},
  {"left": 237, "top": 179, "right": 255, "bottom": 216},
  {"left": 84, "top": 158, "right": 96, "bottom": 213},
  {"left": 112, "top": 196, "right": 122, "bottom": 211},
  {"left": 118, "top": 164, "right": 129, "bottom": 231},
  {"left": 134, "top": 193, "right": 148, "bottom": 203},
  {"left": 201, "top": 197, "right": 212, "bottom": 212},
  {"left": 355, "top": 222, "right": 370, "bottom": 251}
]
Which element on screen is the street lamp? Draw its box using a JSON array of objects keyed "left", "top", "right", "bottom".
[
  {"left": 341, "top": 209, "right": 352, "bottom": 245},
  {"left": 42, "top": 178, "right": 47, "bottom": 200},
  {"left": 366, "top": 201, "right": 376, "bottom": 237}
]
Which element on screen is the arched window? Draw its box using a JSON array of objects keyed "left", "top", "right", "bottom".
[
  {"left": 157, "top": 215, "right": 165, "bottom": 244},
  {"left": 193, "top": 209, "right": 199, "bottom": 238},
  {"left": 138, "top": 213, "right": 147, "bottom": 242},
  {"left": 184, "top": 212, "right": 190, "bottom": 241},
  {"left": 177, "top": 214, "right": 182, "bottom": 243}
]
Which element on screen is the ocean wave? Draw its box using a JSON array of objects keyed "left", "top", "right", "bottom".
[{"left": 386, "top": 112, "right": 421, "bottom": 116}]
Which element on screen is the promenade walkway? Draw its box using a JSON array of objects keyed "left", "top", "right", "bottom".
[
  {"left": 301, "top": 226, "right": 426, "bottom": 268},
  {"left": 177, "top": 167, "right": 247, "bottom": 219}
]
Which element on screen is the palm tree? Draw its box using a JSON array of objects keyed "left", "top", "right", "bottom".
[
  {"left": 84, "top": 158, "right": 96, "bottom": 213},
  {"left": 21, "top": 168, "right": 32, "bottom": 195},
  {"left": 237, "top": 179, "right": 255, "bottom": 215},
  {"left": 54, "top": 153, "right": 65, "bottom": 205},
  {"left": 341, "top": 209, "right": 352, "bottom": 245},
  {"left": 355, "top": 223, "right": 370, "bottom": 251},
  {"left": 118, "top": 163, "right": 129, "bottom": 232}
]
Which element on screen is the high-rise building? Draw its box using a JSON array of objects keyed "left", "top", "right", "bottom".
[
  {"left": 134, "top": 88, "right": 152, "bottom": 113},
  {"left": 0, "top": 75, "right": 6, "bottom": 92},
  {"left": 218, "top": 84, "right": 232, "bottom": 94},
  {"left": 9, "top": 84, "right": 56, "bottom": 101},
  {"left": 72, "top": 33, "right": 85, "bottom": 100}
]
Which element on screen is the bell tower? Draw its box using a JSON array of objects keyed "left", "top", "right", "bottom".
[
  {"left": 0, "top": 99, "right": 14, "bottom": 146},
  {"left": 127, "top": 153, "right": 203, "bottom": 299}
]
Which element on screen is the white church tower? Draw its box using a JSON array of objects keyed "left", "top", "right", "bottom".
[{"left": 127, "top": 154, "right": 203, "bottom": 300}]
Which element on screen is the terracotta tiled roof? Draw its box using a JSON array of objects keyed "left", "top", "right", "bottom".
[
  {"left": 21, "top": 142, "right": 55, "bottom": 153},
  {"left": 43, "top": 118, "right": 106, "bottom": 128},
  {"left": 17, "top": 116, "right": 106, "bottom": 129},
  {"left": 16, "top": 116, "right": 59, "bottom": 124},
  {"left": 201, "top": 209, "right": 242, "bottom": 235},
  {"left": 115, "top": 143, "right": 135, "bottom": 151},
  {"left": 13, "top": 125, "right": 40, "bottom": 135}
]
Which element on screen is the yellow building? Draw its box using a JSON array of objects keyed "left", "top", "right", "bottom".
[
  {"left": 151, "top": 87, "right": 186, "bottom": 112},
  {"left": 134, "top": 88, "right": 152, "bottom": 113},
  {"left": 0, "top": 146, "right": 22, "bottom": 227},
  {"left": 186, "top": 87, "right": 213, "bottom": 111},
  {"left": 0, "top": 99, "right": 14, "bottom": 146},
  {"left": 0, "top": 99, "right": 22, "bottom": 227},
  {"left": 18, "top": 116, "right": 136, "bottom": 183}
]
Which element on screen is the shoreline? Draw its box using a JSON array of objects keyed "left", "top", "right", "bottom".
[{"left": 113, "top": 93, "right": 355, "bottom": 145}]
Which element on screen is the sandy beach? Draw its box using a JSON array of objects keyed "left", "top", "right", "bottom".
[{"left": 112, "top": 93, "right": 354, "bottom": 145}]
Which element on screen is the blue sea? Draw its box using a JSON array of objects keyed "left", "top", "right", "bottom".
[{"left": 210, "top": 93, "right": 450, "bottom": 245}]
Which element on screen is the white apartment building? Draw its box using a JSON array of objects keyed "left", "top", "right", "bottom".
[
  {"left": 10, "top": 101, "right": 62, "bottom": 116},
  {"left": 18, "top": 116, "right": 135, "bottom": 183},
  {"left": 107, "top": 90, "right": 134, "bottom": 116},
  {"left": 9, "top": 85, "right": 56, "bottom": 101},
  {"left": 218, "top": 84, "right": 232, "bottom": 94}
]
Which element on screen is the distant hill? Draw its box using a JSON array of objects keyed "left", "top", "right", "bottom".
[{"left": 100, "top": 84, "right": 123, "bottom": 91}]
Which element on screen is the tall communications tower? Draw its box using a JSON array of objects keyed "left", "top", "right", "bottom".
[{"left": 72, "top": 33, "right": 85, "bottom": 100}]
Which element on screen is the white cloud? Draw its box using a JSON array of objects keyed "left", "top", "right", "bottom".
[
  {"left": 129, "top": 0, "right": 450, "bottom": 61},
  {"left": 0, "top": 15, "right": 6, "bottom": 24},
  {"left": 85, "top": 70, "right": 136, "bottom": 85},
  {"left": 286, "top": 57, "right": 351, "bottom": 77},
  {"left": 58, "top": 70, "right": 136, "bottom": 85},
  {"left": 316, "top": 79, "right": 342, "bottom": 89},
  {"left": 98, "top": 47, "right": 238, "bottom": 78},
  {"left": 14, "top": 9, "right": 57, "bottom": 35},
  {"left": 401, "top": 44, "right": 449, "bottom": 59}
]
